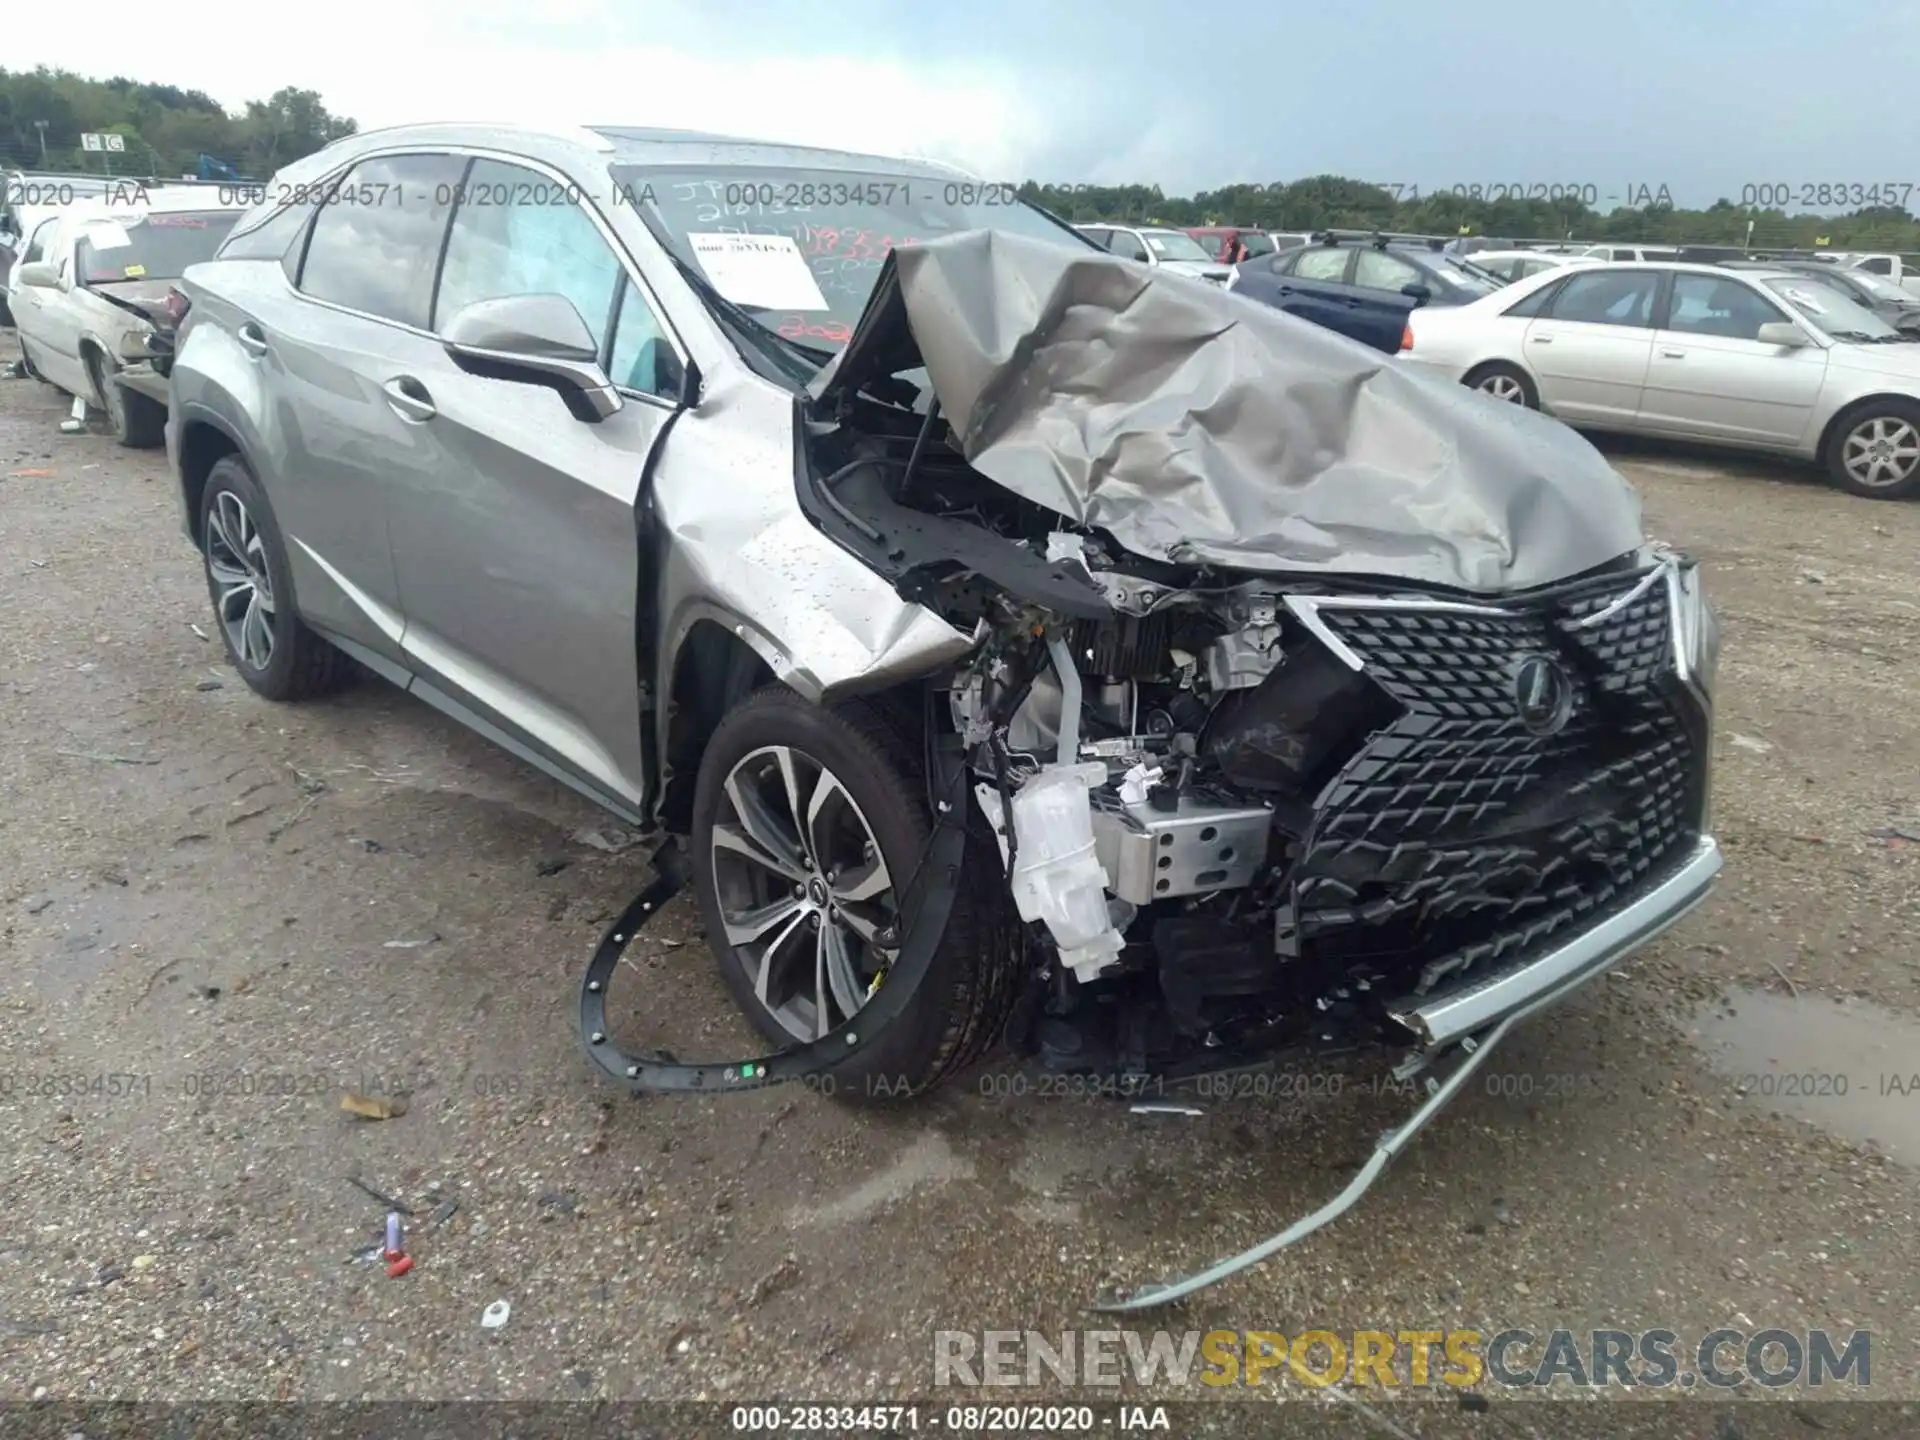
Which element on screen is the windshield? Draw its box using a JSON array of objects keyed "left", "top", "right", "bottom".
[
  {"left": 75, "top": 210, "right": 239, "bottom": 283},
  {"left": 1239, "top": 233, "right": 1275, "bottom": 257},
  {"left": 1762, "top": 275, "right": 1902, "bottom": 339},
  {"left": 1140, "top": 229, "right": 1214, "bottom": 263},
  {"left": 610, "top": 165, "right": 1089, "bottom": 364},
  {"left": 1828, "top": 266, "right": 1911, "bottom": 302}
]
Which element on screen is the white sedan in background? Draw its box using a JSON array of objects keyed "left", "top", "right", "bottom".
[{"left": 1399, "top": 261, "right": 1920, "bottom": 499}]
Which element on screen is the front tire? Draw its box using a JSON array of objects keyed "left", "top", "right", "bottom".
[
  {"left": 87, "top": 351, "right": 165, "bottom": 448},
  {"left": 198, "top": 456, "right": 353, "bottom": 700},
  {"left": 1462, "top": 361, "right": 1539, "bottom": 408},
  {"left": 1823, "top": 400, "right": 1920, "bottom": 499},
  {"left": 691, "top": 687, "right": 1016, "bottom": 1102}
]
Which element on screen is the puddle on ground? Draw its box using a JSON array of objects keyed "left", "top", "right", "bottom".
[{"left": 1682, "top": 987, "right": 1920, "bottom": 1164}]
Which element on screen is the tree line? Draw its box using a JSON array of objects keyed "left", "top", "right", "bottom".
[
  {"left": 1017, "top": 175, "right": 1920, "bottom": 252},
  {"left": 5, "top": 69, "right": 1916, "bottom": 252},
  {"left": 0, "top": 67, "right": 355, "bottom": 180}
]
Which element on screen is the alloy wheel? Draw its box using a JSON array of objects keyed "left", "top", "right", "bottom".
[
  {"left": 1842, "top": 416, "right": 1920, "bottom": 489},
  {"left": 1478, "top": 373, "right": 1527, "bottom": 404},
  {"left": 205, "top": 491, "right": 277, "bottom": 669},
  {"left": 708, "top": 744, "right": 898, "bottom": 1043}
]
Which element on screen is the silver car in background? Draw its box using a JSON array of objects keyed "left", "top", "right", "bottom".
[
  {"left": 1073, "top": 223, "right": 1231, "bottom": 283},
  {"left": 1401, "top": 261, "right": 1920, "bottom": 498}
]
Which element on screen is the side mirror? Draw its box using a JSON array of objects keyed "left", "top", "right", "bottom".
[
  {"left": 17, "top": 261, "right": 59, "bottom": 289},
  {"left": 441, "top": 293, "right": 621, "bottom": 422},
  {"left": 1756, "top": 321, "right": 1808, "bottom": 348},
  {"left": 1401, "top": 282, "right": 1433, "bottom": 305}
]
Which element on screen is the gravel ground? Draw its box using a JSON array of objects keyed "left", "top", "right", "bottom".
[{"left": 1, "top": 349, "right": 1917, "bottom": 1433}]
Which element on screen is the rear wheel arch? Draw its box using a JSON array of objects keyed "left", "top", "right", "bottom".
[{"left": 177, "top": 417, "right": 244, "bottom": 546}]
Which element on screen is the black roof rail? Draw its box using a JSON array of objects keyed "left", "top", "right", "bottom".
[{"left": 1308, "top": 228, "right": 1454, "bottom": 251}]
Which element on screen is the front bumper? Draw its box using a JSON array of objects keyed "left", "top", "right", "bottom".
[
  {"left": 1390, "top": 833, "right": 1723, "bottom": 1048},
  {"left": 115, "top": 362, "right": 170, "bottom": 408},
  {"left": 1099, "top": 832, "right": 1723, "bottom": 1313}
]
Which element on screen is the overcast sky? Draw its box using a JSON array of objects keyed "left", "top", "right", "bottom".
[{"left": 22, "top": 0, "right": 1920, "bottom": 203}]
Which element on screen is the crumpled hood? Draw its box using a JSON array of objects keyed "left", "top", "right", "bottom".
[{"left": 810, "top": 229, "right": 1646, "bottom": 594}]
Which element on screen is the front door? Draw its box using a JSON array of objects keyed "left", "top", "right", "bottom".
[
  {"left": 1637, "top": 272, "right": 1829, "bottom": 446},
  {"left": 380, "top": 156, "right": 689, "bottom": 812}
]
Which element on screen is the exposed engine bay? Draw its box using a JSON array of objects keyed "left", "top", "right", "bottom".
[
  {"left": 580, "top": 229, "right": 1723, "bottom": 1308},
  {"left": 797, "top": 389, "right": 1712, "bottom": 1084}
]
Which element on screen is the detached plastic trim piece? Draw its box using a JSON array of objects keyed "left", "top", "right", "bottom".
[
  {"left": 578, "top": 746, "right": 968, "bottom": 1095},
  {"left": 1095, "top": 835, "right": 1723, "bottom": 1313}
]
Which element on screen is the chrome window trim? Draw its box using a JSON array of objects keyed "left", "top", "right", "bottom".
[{"left": 280, "top": 143, "right": 692, "bottom": 405}]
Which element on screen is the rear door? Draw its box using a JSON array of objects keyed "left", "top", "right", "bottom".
[
  {"left": 249, "top": 151, "right": 467, "bottom": 664},
  {"left": 1637, "top": 272, "right": 1828, "bottom": 446},
  {"left": 1238, "top": 245, "right": 1391, "bottom": 344},
  {"left": 379, "top": 155, "right": 690, "bottom": 814},
  {"left": 1522, "top": 267, "right": 1661, "bottom": 425}
]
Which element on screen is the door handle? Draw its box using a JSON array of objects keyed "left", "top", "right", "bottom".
[
  {"left": 235, "top": 323, "right": 268, "bottom": 358},
  {"left": 1660, "top": 349, "right": 1685, "bottom": 358},
  {"left": 1529, "top": 335, "right": 1553, "bottom": 344},
  {"left": 382, "top": 376, "right": 436, "bottom": 422}
]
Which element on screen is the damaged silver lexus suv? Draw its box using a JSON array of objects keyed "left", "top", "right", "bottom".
[{"left": 168, "top": 124, "right": 1721, "bottom": 1300}]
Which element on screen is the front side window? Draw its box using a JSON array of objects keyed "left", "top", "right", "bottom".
[
  {"left": 436, "top": 159, "right": 626, "bottom": 347},
  {"left": 1546, "top": 270, "right": 1659, "bottom": 326},
  {"left": 606, "top": 276, "right": 685, "bottom": 399},
  {"left": 23, "top": 217, "right": 57, "bottom": 264},
  {"left": 1292, "top": 247, "right": 1352, "bottom": 282},
  {"left": 297, "top": 153, "right": 467, "bottom": 328},
  {"left": 1666, "top": 275, "right": 1788, "bottom": 340},
  {"left": 1857, "top": 256, "right": 1894, "bottom": 275}
]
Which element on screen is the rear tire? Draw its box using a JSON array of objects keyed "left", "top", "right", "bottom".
[
  {"left": 87, "top": 351, "right": 165, "bottom": 448},
  {"left": 691, "top": 686, "right": 1018, "bottom": 1102},
  {"left": 1822, "top": 399, "right": 1920, "bottom": 499},
  {"left": 198, "top": 456, "right": 354, "bottom": 701},
  {"left": 1462, "top": 361, "right": 1539, "bottom": 408}
]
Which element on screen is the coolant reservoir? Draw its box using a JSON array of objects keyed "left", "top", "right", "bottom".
[{"left": 1008, "top": 762, "right": 1125, "bottom": 983}]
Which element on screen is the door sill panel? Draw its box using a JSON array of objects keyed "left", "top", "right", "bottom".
[{"left": 319, "top": 631, "right": 649, "bottom": 826}]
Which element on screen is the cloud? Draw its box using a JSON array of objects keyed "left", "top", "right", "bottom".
[{"left": 24, "top": 1, "right": 1048, "bottom": 180}]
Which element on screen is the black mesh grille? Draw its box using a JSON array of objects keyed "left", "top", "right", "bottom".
[{"left": 1287, "top": 569, "right": 1703, "bottom": 995}]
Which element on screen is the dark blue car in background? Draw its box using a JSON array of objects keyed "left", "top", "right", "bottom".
[{"left": 1227, "top": 232, "right": 1506, "bottom": 353}]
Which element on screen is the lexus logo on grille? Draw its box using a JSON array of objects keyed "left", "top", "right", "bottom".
[{"left": 1511, "top": 654, "right": 1573, "bottom": 734}]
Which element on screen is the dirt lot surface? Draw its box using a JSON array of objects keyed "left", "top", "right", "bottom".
[{"left": 2, "top": 345, "right": 1917, "bottom": 1436}]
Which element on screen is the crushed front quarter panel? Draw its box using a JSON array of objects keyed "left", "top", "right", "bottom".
[{"left": 814, "top": 230, "right": 1647, "bottom": 594}]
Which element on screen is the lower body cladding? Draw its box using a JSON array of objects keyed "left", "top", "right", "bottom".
[{"left": 583, "top": 552, "right": 1721, "bottom": 1308}]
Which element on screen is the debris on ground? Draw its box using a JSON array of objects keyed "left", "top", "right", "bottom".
[
  {"left": 345, "top": 1177, "right": 414, "bottom": 1212},
  {"left": 536, "top": 855, "right": 572, "bottom": 876},
  {"left": 427, "top": 1199, "right": 460, "bottom": 1228},
  {"left": 195, "top": 679, "right": 223, "bottom": 692},
  {"left": 481, "top": 1300, "right": 511, "bottom": 1329},
  {"left": 340, "top": 1093, "right": 409, "bottom": 1121},
  {"left": 1867, "top": 825, "right": 1920, "bottom": 844},
  {"left": 189, "top": 623, "right": 209, "bottom": 640},
  {"left": 56, "top": 749, "right": 160, "bottom": 766},
  {"left": 1130, "top": 1104, "right": 1204, "bottom": 1117},
  {"left": 10, "top": 467, "right": 55, "bottom": 477},
  {"left": 382, "top": 935, "right": 440, "bottom": 949},
  {"left": 572, "top": 827, "right": 640, "bottom": 853},
  {"left": 1728, "top": 733, "right": 1773, "bottom": 754}
]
